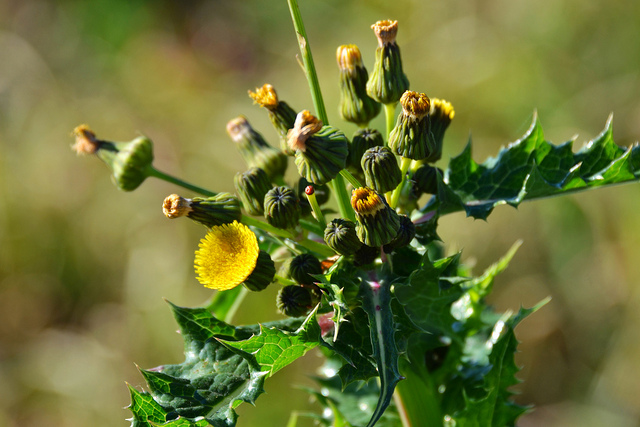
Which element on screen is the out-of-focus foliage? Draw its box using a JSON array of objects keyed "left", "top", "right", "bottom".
[{"left": 1, "top": 0, "right": 640, "bottom": 426}]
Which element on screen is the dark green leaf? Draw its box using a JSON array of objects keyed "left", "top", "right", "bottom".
[{"left": 438, "top": 114, "right": 639, "bottom": 219}]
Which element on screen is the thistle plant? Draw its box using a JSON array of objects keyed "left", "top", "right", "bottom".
[{"left": 72, "top": 2, "right": 640, "bottom": 427}]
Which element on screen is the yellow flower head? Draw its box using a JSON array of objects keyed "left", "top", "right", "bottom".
[{"left": 194, "top": 221, "right": 259, "bottom": 290}]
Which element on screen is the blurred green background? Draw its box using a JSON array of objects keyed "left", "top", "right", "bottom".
[{"left": 1, "top": 0, "right": 640, "bottom": 425}]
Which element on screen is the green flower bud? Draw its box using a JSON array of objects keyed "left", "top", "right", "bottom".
[
  {"left": 351, "top": 187, "right": 401, "bottom": 247},
  {"left": 389, "top": 91, "right": 434, "bottom": 160},
  {"left": 288, "top": 111, "right": 349, "bottom": 185},
  {"left": 73, "top": 125, "right": 154, "bottom": 191},
  {"left": 383, "top": 214, "right": 416, "bottom": 252},
  {"left": 424, "top": 98, "right": 455, "bottom": 163},
  {"left": 243, "top": 250, "right": 276, "bottom": 292},
  {"left": 249, "top": 84, "right": 298, "bottom": 156},
  {"left": 234, "top": 167, "right": 272, "bottom": 216},
  {"left": 163, "top": 193, "right": 242, "bottom": 228},
  {"left": 264, "top": 186, "right": 301, "bottom": 229},
  {"left": 347, "top": 128, "right": 384, "bottom": 171},
  {"left": 226, "top": 116, "right": 288, "bottom": 181},
  {"left": 324, "top": 218, "right": 362, "bottom": 256},
  {"left": 361, "top": 146, "right": 402, "bottom": 193},
  {"left": 366, "top": 20, "right": 410, "bottom": 105},
  {"left": 288, "top": 253, "right": 323, "bottom": 285},
  {"left": 277, "top": 285, "right": 313, "bottom": 317},
  {"left": 354, "top": 244, "right": 380, "bottom": 267},
  {"left": 411, "top": 164, "right": 441, "bottom": 196},
  {"left": 336, "top": 45, "right": 381, "bottom": 126}
]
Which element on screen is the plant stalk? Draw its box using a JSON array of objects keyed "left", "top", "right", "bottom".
[{"left": 148, "top": 166, "right": 217, "bottom": 197}]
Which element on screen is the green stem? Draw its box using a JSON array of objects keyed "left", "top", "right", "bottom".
[
  {"left": 390, "top": 157, "right": 412, "bottom": 209},
  {"left": 299, "top": 218, "right": 325, "bottom": 237},
  {"left": 275, "top": 274, "right": 297, "bottom": 286},
  {"left": 287, "top": 0, "right": 327, "bottom": 124},
  {"left": 242, "top": 215, "right": 295, "bottom": 239},
  {"left": 384, "top": 103, "right": 397, "bottom": 144},
  {"left": 223, "top": 286, "right": 249, "bottom": 324},
  {"left": 287, "top": 0, "right": 353, "bottom": 220},
  {"left": 305, "top": 190, "right": 327, "bottom": 230},
  {"left": 340, "top": 169, "right": 362, "bottom": 188},
  {"left": 148, "top": 166, "right": 217, "bottom": 197}
]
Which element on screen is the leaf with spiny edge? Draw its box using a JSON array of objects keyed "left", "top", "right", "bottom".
[
  {"left": 359, "top": 270, "right": 403, "bottom": 427},
  {"left": 449, "top": 298, "right": 550, "bottom": 426},
  {"left": 221, "top": 306, "right": 322, "bottom": 377},
  {"left": 128, "top": 301, "right": 273, "bottom": 427},
  {"left": 437, "top": 114, "right": 639, "bottom": 219}
]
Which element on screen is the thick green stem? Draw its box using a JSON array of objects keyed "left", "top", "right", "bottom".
[
  {"left": 287, "top": 0, "right": 353, "bottom": 220},
  {"left": 148, "top": 166, "right": 217, "bottom": 197},
  {"left": 340, "top": 169, "right": 362, "bottom": 189},
  {"left": 384, "top": 103, "right": 397, "bottom": 144},
  {"left": 222, "top": 286, "right": 249, "bottom": 324},
  {"left": 390, "top": 157, "right": 412, "bottom": 209},
  {"left": 287, "top": 0, "right": 327, "bottom": 124},
  {"left": 305, "top": 190, "right": 327, "bottom": 229}
]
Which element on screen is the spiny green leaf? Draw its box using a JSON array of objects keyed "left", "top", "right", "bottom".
[
  {"left": 394, "top": 253, "right": 465, "bottom": 338},
  {"left": 438, "top": 114, "right": 639, "bottom": 219},
  {"left": 129, "top": 302, "right": 268, "bottom": 427},
  {"left": 222, "top": 307, "right": 322, "bottom": 377},
  {"left": 360, "top": 274, "right": 402, "bottom": 427},
  {"left": 128, "top": 385, "right": 167, "bottom": 427}
]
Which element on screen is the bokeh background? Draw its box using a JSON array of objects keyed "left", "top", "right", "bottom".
[{"left": 1, "top": 0, "right": 640, "bottom": 425}]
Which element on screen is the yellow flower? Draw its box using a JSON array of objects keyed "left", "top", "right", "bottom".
[{"left": 194, "top": 221, "right": 259, "bottom": 290}]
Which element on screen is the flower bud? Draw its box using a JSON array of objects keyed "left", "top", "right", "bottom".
[
  {"left": 243, "top": 250, "right": 276, "bottom": 292},
  {"left": 73, "top": 125, "right": 155, "bottom": 191},
  {"left": 264, "top": 186, "right": 301, "bottom": 229},
  {"left": 249, "top": 84, "right": 298, "bottom": 155},
  {"left": 351, "top": 187, "right": 400, "bottom": 247},
  {"left": 388, "top": 91, "right": 434, "bottom": 160},
  {"left": 288, "top": 253, "right": 323, "bottom": 285},
  {"left": 336, "top": 44, "right": 381, "bottom": 126},
  {"left": 226, "top": 116, "right": 288, "bottom": 181},
  {"left": 361, "top": 146, "right": 402, "bottom": 193},
  {"left": 366, "top": 20, "right": 410, "bottom": 105},
  {"left": 383, "top": 214, "right": 416, "bottom": 252},
  {"left": 287, "top": 111, "right": 349, "bottom": 185},
  {"left": 234, "top": 167, "right": 272, "bottom": 216},
  {"left": 424, "top": 98, "right": 455, "bottom": 163},
  {"left": 277, "top": 285, "right": 313, "bottom": 317},
  {"left": 324, "top": 218, "right": 362, "bottom": 256},
  {"left": 163, "top": 193, "right": 242, "bottom": 228},
  {"left": 347, "top": 128, "right": 384, "bottom": 172},
  {"left": 354, "top": 244, "right": 380, "bottom": 267},
  {"left": 411, "top": 164, "right": 441, "bottom": 196}
]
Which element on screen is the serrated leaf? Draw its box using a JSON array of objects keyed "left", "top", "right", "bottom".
[
  {"left": 394, "top": 253, "right": 465, "bottom": 338},
  {"left": 129, "top": 302, "right": 268, "bottom": 427},
  {"left": 128, "top": 385, "right": 167, "bottom": 427},
  {"left": 360, "top": 274, "right": 402, "bottom": 427},
  {"left": 222, "top": 307, "right": 322, "bottom": 377},
  {"left": 438, "top": 114, "right": 639, "bottom": 219}
]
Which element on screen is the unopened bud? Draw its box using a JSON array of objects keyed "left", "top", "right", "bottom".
[
  {"left": 389, "top": 91, "right": 434, "bottom": 160},
  {"left": 249, "top": 84, "right": 298, "bottom": 155},
  {"left": 288, "top": 253, "right": 323, "bottom": 285},
  {"left": 361, "top": 146, "right": 402, "bottom": 193},
  {"left": 324, "top": 218, "right": 362, "bottom": 256},
  {"left": 234, "top": 167, "right": 272, "bottom": 216},
  {"left": 347, "top": 128, "right": 384, "bottom": 172},
  {"left": 383, "top": 214, "right": 416, "bottom": 252},
  {"left": 277, "top": 285, "right": 313, "bottom": 317},
  {"left": 163, "top": 193, "right": 242, "bottom": 228},
  {"left": 424, "top": 98, "right": 455, "bottom": 163},
  {"left": 351, "top": 187, "right": 400, "bottom": 247},
  {"left": 336, "top": 45, "right": 380, "bottom": 126},
  {"left": 288, "top": 111, "right": 349, "bottom": 185},
  {"left": 264, "top": 186, "right": 301, "bottom": 229},
  {"left": 366, "top": 20, "right": 409, "bottom": 105},
  {"left": 411, "top": 164, "right": 441, "bottom": 196}
]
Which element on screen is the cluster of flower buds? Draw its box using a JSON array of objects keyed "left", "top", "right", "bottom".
[{"left": 74, "top": 17, "right": 456, "bottom": 319}]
